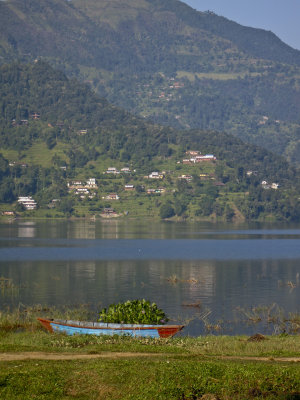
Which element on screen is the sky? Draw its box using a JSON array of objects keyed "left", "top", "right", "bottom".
[{"left": 183, "top": 0, "right": 300, "bottom": 50}]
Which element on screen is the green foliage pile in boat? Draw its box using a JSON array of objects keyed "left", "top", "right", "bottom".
[{"left": 98, "top": 299, "right": 168, "bottom": 325}]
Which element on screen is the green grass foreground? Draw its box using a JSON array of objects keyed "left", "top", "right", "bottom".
[
  {"left": 0, "top": 333, "right": 299, "bottom": 399},
  {"left": 0, "top": 354, "right": 299, "bottom": 400},
  {"left": 0, "top": 307, "right": 300, "bottom": 399}
]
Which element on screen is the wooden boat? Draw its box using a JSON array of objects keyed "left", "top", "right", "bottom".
[{"left": 37, "top": 318, "right": 184, "bottom": 338}]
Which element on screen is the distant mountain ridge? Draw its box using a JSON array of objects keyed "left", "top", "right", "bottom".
[
  {"left": 173, "top": 6, "right": 300, "bottom": 65},
  {"left": 1, "top": 0, "right": 300, "bottom": 163},
  {"left": 2, "top": 0, "right": 300, "bottom": 70}
]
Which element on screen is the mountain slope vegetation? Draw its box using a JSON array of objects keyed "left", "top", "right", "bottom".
[
  {"left": 1, "top": 0, "right": 300, "bottom": 163},
  {"left": 0, "top": 61, "right": 300, "bottom": 221}
]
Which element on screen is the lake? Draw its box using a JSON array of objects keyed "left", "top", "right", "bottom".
[{"left": 0, "top": 219, "right": 299, "bottom": 336}]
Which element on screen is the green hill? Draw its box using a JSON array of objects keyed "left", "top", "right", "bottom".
[
  {"left": 0, "top": 61, "right": 299, "bottom": 222},
  {"left": 1, "top": 0, "right": 300, "bottom": 163}
]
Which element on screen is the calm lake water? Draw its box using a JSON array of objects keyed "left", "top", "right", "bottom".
[{"left": 0, "top": 219, "right": 300, "bottom": 336}]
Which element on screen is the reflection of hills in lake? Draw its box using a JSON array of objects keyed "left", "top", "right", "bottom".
[
  {"left": 69, "top": 224, "right": 96, "bottom": 240},
  {"left": 0, "top": 220, "right": 300, "bottom": 335},
  {"left": 1, "top": 257, "right": 299, "bottom": 335},
  {"left": 18, "top": 222, "right": 36, "bottom": 238}
]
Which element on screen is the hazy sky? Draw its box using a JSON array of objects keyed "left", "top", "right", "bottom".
[{"left": 183, "top": 0, "right": 300, "bottom": 50}]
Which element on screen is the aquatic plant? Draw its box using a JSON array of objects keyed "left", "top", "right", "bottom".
[
  {"left": 166, "top": 275, "right": 199, "bottom": 285},
  {"left": 98, "top": 299, "right": 168, "bottom": 324},
  {"left": 0, "top": 277, "right": 15, "bottom": 289},
  {"left": 181, "top": 301, "right": 201, "bottom": 308},
  {"left": 0, "top": 303, "right": 94, "bottom": 330},
  {"left": 234, "top": 303, "right": 300, "bottom": 334}
]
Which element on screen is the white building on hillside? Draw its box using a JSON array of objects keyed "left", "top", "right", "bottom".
[{"left": 18, "top": 196, "right": 37, "bottom": 210}]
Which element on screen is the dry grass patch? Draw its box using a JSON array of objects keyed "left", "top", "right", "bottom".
[{"left": 66, "top": 370, "right": 116, "bottom": 399}]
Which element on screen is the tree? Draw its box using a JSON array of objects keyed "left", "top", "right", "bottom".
[
  {"left": 225, "top": 204, "right": 235, "bottom": 221},
  {"left": 196, "top": 195, "right": 215, "bottom": 216},
  {"left": 46, "top": 135, "right": 56, "bottom": 150},
  {"left": 58, "top": 198, "right": 74, "bottom": 214},
  {"left": 159, "top": 203, "right": 175, "bottom": 219}
]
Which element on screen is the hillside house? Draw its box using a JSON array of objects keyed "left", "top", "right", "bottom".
[
  {"left": 124, "top": 185, "right": 135, "bottom": 191},
  {"left": 246, "top": 171, "right": 258, "bottom": 177},
  {"left": 199, "top": 173, "right": 209, "bottom": 179},
  {"left": 101, "top": 208, "right": 117, "bottom": 216},
  {"left": 18, "top": 196, "right": 37, "bottom": 210},
  {"left": 182, "top": 153, "right": 216, "bottom": 164},
  {"left": 186, "top": 150, "right": 200, "bottom": 156},
  {"left": 121, "top": 167, "right": 131, "bottom": 174},
  {"left": 31, "top": 112, "right": 40, "bottom": 120},
  {"left": 2, "top": 211, "right": 15, "bottom": 216},
  {"left": 12, "top": 119, "right": 28, "bottom": 126},
  {"left": 48, "top": 199, "right": 60, "bottom": 209},
  {"left": 148, "top": 172, "right": 164, "bottom": 179},
  {"left": 9, "top": 162, "right": 28, "bottom": 168},
  {"left": 178, "top": 174, "right": 193, "bottom": 182},
  {"left": 261, "top": 181, "right": 279, "bottom": 190},
  {"left": 104, "top": 193, "right": 119, "bottom": 200},
  {"left": 258, "top": 116, "right": 269, "bottom": 125},
  {"left": 147, "top": 188, "right": 165, "bottom": 194},
  {"left": 213, "top": 182, "right": 225, "bottom": 187},
  {"left": 68, "top": 181, "right": 82, "bottom": 188},
  {"left": 195, "top": 154, "right": 216, "bottom": 162},
  {"left": 86, "top": 178, "right": 97, "bottom": 188},
  {"left": 106, "top": 167, "right": 120, "bottom": 175},
  {"left": 75, "top": 188, "right": 89, "bottom": 194},
  {"left": 174, "top": 82, "right": 184, "bottom": 88},
  {"left": 68, "top": 179, "right": 97, "bottom": 190},
  {"left": 76, "top": 189, "right": 96, "bottom": 199}
]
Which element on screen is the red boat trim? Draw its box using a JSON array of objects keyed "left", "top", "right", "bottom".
[
  {"left": 37, "top": 318, "right": 54, "bottom": 333},
  {"left": 157, "top": 327, "right": 183, "bottom": 338}
]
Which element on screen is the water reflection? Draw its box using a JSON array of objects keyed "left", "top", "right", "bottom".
[
  {"left": 18, "top": 222, "right": 36, "bottom": 238},
  {"left": 74, "top": 261, "right": 96, "bottom": 279},
  {"left": 0, "top": 220, "right": 300, "bottom": 336},
  {"left": 67, "top": 222, "right": 96, "bottom": 239},
  {"left": 0, "top": 257, "right": 299, "bottom": 335},
  {"left": 2, "top": 219, "right": 300, "bottom": 240}
]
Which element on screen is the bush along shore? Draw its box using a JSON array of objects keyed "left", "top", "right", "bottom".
[{"left": 0, "top": 306, "right": 300, "bottom": 399}]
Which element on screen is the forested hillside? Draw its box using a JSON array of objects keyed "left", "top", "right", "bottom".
[
  {"left": 0, "top": 62, "right": 300, "bottom": 222},
  {"left": 1, "top": 0, "right": 300, "bottom": 163}
]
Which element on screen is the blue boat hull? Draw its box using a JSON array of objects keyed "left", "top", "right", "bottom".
[
  {"left": 38, "top": 318, "right": 184, "bottom": 338},
  {"left": 51, "top": 322, "right": 161, "bottom": 338}
]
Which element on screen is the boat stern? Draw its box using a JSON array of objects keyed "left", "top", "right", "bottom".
[{"left": 37, "top": 318, "right": 54, "bottom": 333}]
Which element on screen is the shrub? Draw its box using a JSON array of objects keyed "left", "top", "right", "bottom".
[
  {"left": 98, "top": 299, "right": 168, "bottom": 325},
  {"left": 159, "top": 203, "right": 175, "bottom": 219}
]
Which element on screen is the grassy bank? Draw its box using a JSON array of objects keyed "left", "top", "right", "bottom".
[
  {"left": 0, "top": 308, "right": 300, "bottom": 399},
  {"left": 0, "top": 332, "right": 300, "bottom": 400},
  {"left": 1, "top": 354, "right": 300, "bottom": 400}
]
